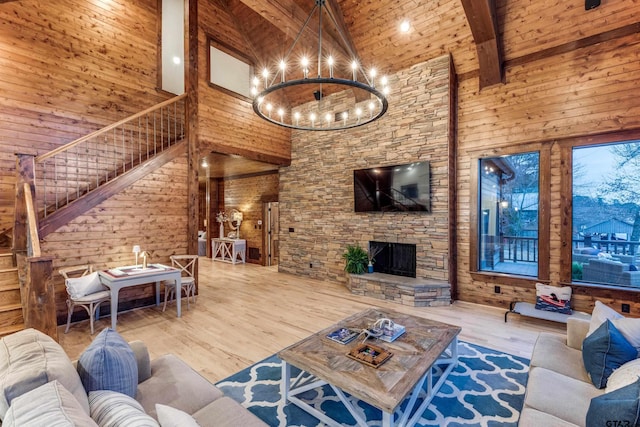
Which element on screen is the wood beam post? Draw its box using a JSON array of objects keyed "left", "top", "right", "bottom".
[
  {"left": 17, "top": 254, "right": 57, "bottom": 341},
  {"left": 186, "top": 0, "right": 199, "bottom": 257},
  {"left": 461, "top": 0, "right": 503, "bottom": 89}
]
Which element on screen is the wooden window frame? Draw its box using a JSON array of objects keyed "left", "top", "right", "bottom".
[
  {"left": 559, "top": 129, "right": 640, "bottom": 287},
  {"left": 469, "top": 143, "right": 551, "bottom": 287},
  {"left": 206, "top": 36, "right": 254, "bottom": 102}
]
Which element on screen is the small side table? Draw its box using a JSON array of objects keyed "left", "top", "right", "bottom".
[{"left": 212, "top": 238, "right": 246, "bottom": 264}]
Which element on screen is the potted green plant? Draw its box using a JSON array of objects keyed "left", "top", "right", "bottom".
[{"left": 342, "top": 244, "right": 369, "bottom": 274}]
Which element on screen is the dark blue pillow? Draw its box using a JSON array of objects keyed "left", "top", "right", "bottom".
[
  {"left": 630, "top": 264, "right": 638, "bottom": 272},
  {"left": 583, "top": 320, "right": 637, "bottom": 389},
  {"left": 586, "top": 378, "right": 640, "bottom": 427}
]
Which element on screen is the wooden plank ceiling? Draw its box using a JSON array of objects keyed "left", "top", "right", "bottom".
[
  {"left": 209, "top": 0, "right": 640, "bottom": 174},
  {"left": 221, "top": 0, "right": 639, "bottom": 84}
]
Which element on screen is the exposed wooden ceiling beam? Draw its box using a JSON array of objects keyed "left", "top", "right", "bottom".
[
  {"left": 461, "top": 0, "right": 503, "bottom": 89},
  {"left": 236, "top": 0, "right": 351, "bottom": 61}
]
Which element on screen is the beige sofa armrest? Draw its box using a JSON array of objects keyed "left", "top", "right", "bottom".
[
  {"left": 566, "top": 317, "right": 590, "bottom": 350},
  {"left": 129, "top": 340, "right": 151, "bottom": 383}
]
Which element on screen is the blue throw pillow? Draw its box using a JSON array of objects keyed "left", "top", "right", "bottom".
[
  {"left": 77, "top": 328, "right": 138, "bottom": 398},
  {"left": 583, "top": 320, "right": 637, "bottom": 389},
  {"left": 586, "top": 378, "right": 640, "bottom": 427}
]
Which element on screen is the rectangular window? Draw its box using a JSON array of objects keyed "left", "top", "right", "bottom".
[
  {"left": 478, "top": 152, "right": 540, "bottom": 277},
  {"left": 161, "top": 0, "right": 185, "bottom": 95},
  {"left": 572, "top": 141, "right": 640, "bottom": 287},
  {"left": 208, "top": 39, "right": 252, "bottom": 100}
]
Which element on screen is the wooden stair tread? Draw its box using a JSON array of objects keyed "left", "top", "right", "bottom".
[
  {"left": 0, "top": 303, "right": 23, "bottom": 313},
  {"left": 0, "top": 324, "right": 25, "bottom": 338},
  {"left": 0, "top": 283, "right": 19, "bottom": 292},
  {"left": 0, "top": 268, "right": 18, "bottom": 274}
]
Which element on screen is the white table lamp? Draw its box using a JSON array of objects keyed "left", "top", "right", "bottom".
[{"left": 133, "top": 245, "right": 141, "bottom": 266}]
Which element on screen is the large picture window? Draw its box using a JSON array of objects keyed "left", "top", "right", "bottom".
[
  {"left": 478, "top": 152, "right": 540, "bottom": 277},
  {"left": 571, "top": 140, "right": 640, "bottom": 287}
]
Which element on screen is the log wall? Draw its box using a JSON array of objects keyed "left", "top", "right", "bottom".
[{"left": 456, "top": 33, "right": 640, "bottom": 315}]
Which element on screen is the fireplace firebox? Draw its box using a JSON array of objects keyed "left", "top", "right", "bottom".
[{"left": 369, "top": 241, "right": 417, "bottom": 278}]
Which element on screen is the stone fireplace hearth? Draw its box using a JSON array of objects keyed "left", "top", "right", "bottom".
[{"left": 346, "top": 240, "right": 450, "bottom": 307}]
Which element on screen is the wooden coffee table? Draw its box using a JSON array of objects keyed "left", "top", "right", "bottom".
[{"left": 278, "top": 307, "right": 461, "bottom": 427}]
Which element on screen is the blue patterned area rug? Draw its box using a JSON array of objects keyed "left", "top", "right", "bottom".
[{"left": 216, "top": 341, "right": 529, "bottom": 427}]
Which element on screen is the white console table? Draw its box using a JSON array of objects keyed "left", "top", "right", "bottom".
[{"left": 212, "top": 238, "right": 246, "bottom": 264}]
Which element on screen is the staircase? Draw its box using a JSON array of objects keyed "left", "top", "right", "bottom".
[
  {"left": 6, "top": 94, "right": 189, "bottom": 338},
  {"left": 0, "top": 251, "right": 23, "bottom": 337}
]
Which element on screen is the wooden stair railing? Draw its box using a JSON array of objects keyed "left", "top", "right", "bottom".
[
  {"left": 12, "top": 158, "right": 56, "bottom": 339},
  {"left": 35, "top": 94, "right": 187, "bottom": 222},
  {"left": 10, "top": 94, "right": 188, "bottom": 340}
]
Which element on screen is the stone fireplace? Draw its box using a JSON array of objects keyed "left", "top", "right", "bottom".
[
  {"left": 369, "top": 241, "right": 417, "bottom": 278},
  {"left": 346, "top": 240, "right": 450, "bottom": 307}
]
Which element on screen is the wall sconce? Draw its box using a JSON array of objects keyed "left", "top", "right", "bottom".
[{"left": 133, "top": 245, "right": 141, "bottom": 266}]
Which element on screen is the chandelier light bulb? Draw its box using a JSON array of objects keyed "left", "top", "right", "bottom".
[
  {"left": 251, "top": 86, "right": 258, "bottom": 96},
  {"left": 278, "top": 108, "right": 284, "bottom": 120},
  {"left": 266, "top": 103, "right": 273, "bottom": 118},
  {"left": 356, "top": 107, "right": 362, "bottom": 117},
  {"left": 310, "top": 112, "right": 316, "bottom": 127},
  {"left": 301, "top": 57, "right": 309, "bottom": 79},
  {"left": 381, "top": 76, "right": 388, "bottom": 86},
  {"left": 294, "top": 111, "right": 301, "bottom": 126},
  {"left": 325, "top": 112, "right": 332, "bottom": 125},
  {"left": 351, "top": 60, "right": 358, "bottom": 80},
  {"left": 369, "top": 68, "right": 377, "bottom": 87},
  {"left": 262, "top": 68, "right": 269, "bottom": 88},
  {"left": 252, "top": 76, "right": 260, "bottom": 87},
  {"left": 383, "top": 86, "right": 390, "bottom": 95},
  {"left": 279, "top": 60, "right": 286, "bottom": 82},
  {"left": 342, "top": 111, "right": 348, "bottom": 125},
  {"left": 327, "top": 56, "right": 334, "bottom": 78}
]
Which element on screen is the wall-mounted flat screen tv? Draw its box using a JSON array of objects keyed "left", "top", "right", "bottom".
[{"left": 354, "top": 162, "right": 430, "bottom": 212}]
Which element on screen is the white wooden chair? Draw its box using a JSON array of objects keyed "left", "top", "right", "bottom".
[
  {"left": 59, "top": 265, "right": 110, "bottom": 335},
  {"left": 163, "top": 255, "right": 198, "bottom": 312}
]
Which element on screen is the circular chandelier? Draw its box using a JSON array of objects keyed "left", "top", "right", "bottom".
[{"left": 251, "top": 0, "right": 389, "bottom": 131}]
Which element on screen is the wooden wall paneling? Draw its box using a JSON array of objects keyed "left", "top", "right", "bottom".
[
  {"left": 196, "top": 0, "right": 291, "bottom": 163},
  {"left": 223, "top": 171, "right": 278, "bottom": 264},
  {"left": 41, "top": 156, "right": 189, "bottom": 324},
  {"left": 456, "top": 33, "right": 640, "bottom": 313},
  {"left": 0, "top": 0, "right": 171, "bottom": 252},
  {"left": 499, "top": 0, "right": 640, "bottom": 61}
]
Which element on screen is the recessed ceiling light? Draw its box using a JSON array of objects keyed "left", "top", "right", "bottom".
[{"left": 400, "top": 20, "right": 411, "bottom": 33}]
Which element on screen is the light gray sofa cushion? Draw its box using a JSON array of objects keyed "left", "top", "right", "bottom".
[
  {"left": 518, "top": 407, "right": 579, "bottom": 427},
  {"left": 529, "top": 332, "right": 591, "bottom": 383},
  {"left": 136, "top": 354, "right": 224, "bottom": 420},
  {"left": 192, "top": 396, "right": 268, "bottom": 427},
  {"left": 0, "top": 328, "right": 90, "bottom": 419},
  {"left": 524, "top": 367, "right": 604, "bottom": 426},
  {"left": 3, "top": 380, "right": 98, "bottom": 427}
]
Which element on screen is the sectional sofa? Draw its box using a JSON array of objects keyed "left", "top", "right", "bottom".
[
  {"left": 0, "top": 328, "right": 267, "bottom": 426},
  {"left": 520, "top": 303, "right": 640, "bottom": 426}
]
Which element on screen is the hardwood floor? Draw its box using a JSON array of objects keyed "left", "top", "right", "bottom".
[{"left": 58, "top": 258, "right": 565, "bottom": 384}]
